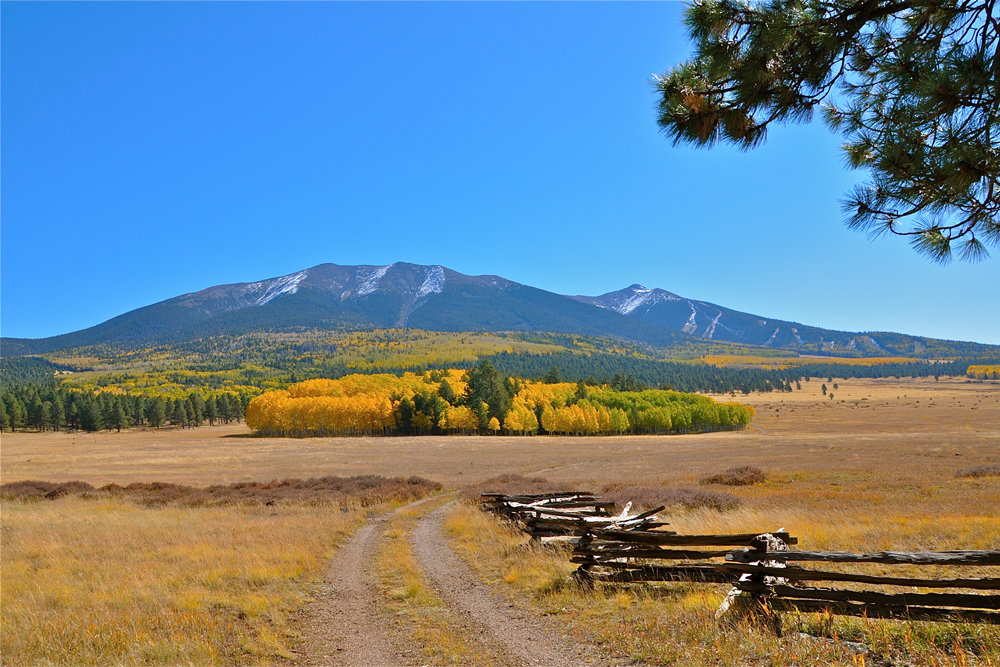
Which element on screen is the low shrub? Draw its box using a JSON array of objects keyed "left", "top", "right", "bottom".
[
  {"left": 699, "top": 466, "right": 766, "bottom": 486},
  {"left": 956, "top": 464, "right": 1000, "bottom": 478},
  {"left": 0, "top": 475, "right": 442, "bottom": 506},
  {"left": 458, "top": 474, "right": 581, "bottom": 503},
  {"left": 601, "top": 484, "right": 741, "bottom": 512}
]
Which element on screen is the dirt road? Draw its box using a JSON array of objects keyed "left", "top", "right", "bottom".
[
  {"left": 412, "top": 502, "right": 603, "bottom": 666},
  {"left": 296, "top": 497, "right": 612, "bottom": 667},
  {"left": 295, "top": 513, "right": 407, "bottom": 666}
]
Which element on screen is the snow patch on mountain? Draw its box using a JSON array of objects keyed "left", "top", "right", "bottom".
[
  {"left": 765, "top": 327, "right": 780, "bottom": 345},
  {"left": 619, "top": 288, "right": 654, "bottom": 315},
  {"left": 253, "top": 271, "right": 308, "bottom": 306},
  {"left": 682, "top": 305, "right": 698, "bottom": 334},
  {"left": 792, "top": 328, "right": 803, "bottom": 347},
  {"left": 416, "top": 266, "right": 445, "bottom": 299},
  {"left": 356, "top": 264, "right": 393, "bottom": 296},
  {"left": 703, "top": 311, "right": 722, "bottom": 339}
]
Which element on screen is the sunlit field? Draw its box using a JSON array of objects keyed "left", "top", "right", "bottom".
[
  {"left": 2, "top": 376, "right": 998, "bottom": 665},
  {"left": 1, "top": 497, "right": 367, "bottom": 665}
]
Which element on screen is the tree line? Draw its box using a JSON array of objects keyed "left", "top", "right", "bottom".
[
  {"left": 478, "top": 352, "right": 990, "bottom": 394},
  {"left": 0, "top": 385, "right": 250, "bottom": 433},
  {"left": 245, "top": 362, "right": 755, "bottom": 438}
]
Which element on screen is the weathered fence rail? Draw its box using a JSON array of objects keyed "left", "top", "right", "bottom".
[
  {"left": 573, "top": 527, "right": 797, "bottom": 586},
  {"left": 481, "top": 493, "right": 1000, "bottom": 626},
  {"left": 721, "top": 545, "right": 1000, "bottom": 625},
  {"left": 481, "top": 492, "right": 667, "bottom": 540}
]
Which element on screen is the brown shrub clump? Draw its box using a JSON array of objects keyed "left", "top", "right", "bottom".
[
  {"left": 1, "top": 475, "right": 441, "bottom": 506},
  {"left": 699, "top": 466, "right": 766, "bottom": 486},
  {"left": 459, "top": 474, "right": 579, "bottom": 503},
  {"left": 956, "top": 464, "right": 1000, "bottom": 478},
  {"left": 601, "top": 484, "right": 740, "bottom": 512}
]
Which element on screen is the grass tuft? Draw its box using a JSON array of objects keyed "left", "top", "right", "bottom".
[{"left": 700, "top": 466, "right": 767, "bottom": 486}]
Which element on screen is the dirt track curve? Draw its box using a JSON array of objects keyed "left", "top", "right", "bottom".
[
  {"left": 295, "top": 513, "right": 404, "bottom": 666},
  {"left": 297, "top": 496, "right": 617, "bottom": 666},
  {"left": 295, "top": 495, "right": 452, "bottom": 666},
  {"left": 412, "top": 502, "right": 607, "bottom": 666}
]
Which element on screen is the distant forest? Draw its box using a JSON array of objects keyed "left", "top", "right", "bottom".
[
  {"left": 2, "top": 328, "right": 997, "bottom": 432},
  {"left": 0, "top": 384, "right": 250, "bottom": 433},
  {"left": 478, "top": 352, "right": 995, "bottom": 395}
]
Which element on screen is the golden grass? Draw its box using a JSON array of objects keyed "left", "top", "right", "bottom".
[
  {"left": 0, "top": 496, "right": 373, "bottom": 666},
  {"left": 444, "top": 500, "right": 1000, "bottom": 666},
  {"left": 4, "top": 377, "right": 997, "bottom": 493},
  {"left": 701, "top": 355, "right": 922, "bottom": 369},
  {"left": 2, "top": 377, "right": 998, "bottom": 665},
  {"left": 374, "top": 499, "right": 505, "bottom": 666}
]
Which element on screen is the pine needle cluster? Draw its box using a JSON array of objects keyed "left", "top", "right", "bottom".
[{"left": 655, "top": 0, "right": 999, "bottom": 262}]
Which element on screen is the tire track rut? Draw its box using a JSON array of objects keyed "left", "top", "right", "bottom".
[
  {"left": 297, "top": 496, "right": 448, "bottom": 666},
  {"left": 412, "top": 502, "right": 603, "bottom": 666}
]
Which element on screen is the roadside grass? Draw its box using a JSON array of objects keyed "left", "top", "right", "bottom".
[
  {"left": 444, "top": 484, "right": 1000, "bottom": 667},
  {"left": 0, "top": 479, "right": 438, "bottom": 667},
  {"left": 374, "top": 499, "right": 506, "bottom": 666}
]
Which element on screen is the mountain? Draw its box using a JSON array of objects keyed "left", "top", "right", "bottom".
[
  {"left": 1, "top": 262, "right": 994, "bottom": 358},
  {"left": 571, "top": 285, "right": 885, "bottom": 352},
  {"left": 0, "top": 263, "right": 687, "bottom": 356}
]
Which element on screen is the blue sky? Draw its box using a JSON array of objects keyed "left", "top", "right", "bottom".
[{"left": 2, "top": 2, "right": 997, "bottom": 344}]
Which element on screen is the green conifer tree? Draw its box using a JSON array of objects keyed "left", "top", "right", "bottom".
[{"left": 655, "top": 0, "right": 999, "bottom": 261}]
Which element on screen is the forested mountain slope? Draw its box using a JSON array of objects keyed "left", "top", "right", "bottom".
[
  {"left": 1, "top": 263, "right": 686, "bottom": 355},
  {"left": 2, "top": 262, "right": 995, "bottom": 359},
  {"left": 572, "top": 285, "right": 893, "bottom": 353}
]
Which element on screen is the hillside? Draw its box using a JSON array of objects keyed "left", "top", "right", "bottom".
[{"left": 2, "top": 262, "right": 996, "bottom": 361}]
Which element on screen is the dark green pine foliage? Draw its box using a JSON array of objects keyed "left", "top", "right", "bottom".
[
  {"left": 51, "top": 396, "right": 66, "bottom": 431},
  {"left": 205, "top": 396, "right": 219, "bottom": 425},
  {"left": 655, "top": 0, "right": 999, "bottom": 262},
  {"left": 110, "top": 402, "right": 128, "bottom": 432},
  {"left": 80, "top": 401, "right": 103, "bottom": 432},
  {"left": 171, "top": 400, "right": 187, "bottom": 427},
  {"left": 147, "top": 398, "right": 166, "bottom": 428},
  {"left": 465, "top": 361, "right": 513, "bottom": 426},
  {"left": 437, "top": 379, "right": 456, "bottom": 404},
  {"left": 26, "top": 396, "right": 46, "bottom": 431},
  {"left": 543, "top": 366, "right": 563, "bottom": 384}
]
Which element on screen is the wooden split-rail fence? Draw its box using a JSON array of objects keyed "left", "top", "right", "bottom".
[
  {"left": 482, "top": 492, "right": 1000, "bottom": 626},
  {"left": 480, "top": 492, "right": 668, "bottom": 541}
]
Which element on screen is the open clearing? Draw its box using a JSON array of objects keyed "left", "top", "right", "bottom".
[
  {"left": 3, "top": 377, "right": 998, "bottom": 490},
  {"left": 2, "top": 376, "right": 999, "bottom": 666}
]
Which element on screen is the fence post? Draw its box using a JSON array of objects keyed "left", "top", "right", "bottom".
[
  {"left": 716, "top": 532, "right": 789, "bottom": 634},
  {"left": 572, "top": 530, "right": 597, "bottom": 588}
]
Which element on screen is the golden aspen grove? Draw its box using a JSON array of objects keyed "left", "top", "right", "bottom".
[
  {"left": 967, "top": 365, "right": 1000, "bottom": 379},
  {"left": 245, "top": 365, "right": 754, "bottom": 437}
]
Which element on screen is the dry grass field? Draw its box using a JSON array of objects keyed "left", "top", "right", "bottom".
[
  {"left": 2, "top": 376, "right": 999, "bottom": 665},
  {"left": 1, "top": 497, "right": 369, "bottom": 664},
  {"left": 2, "top": 376, "right": 997, "bottom": 491}
]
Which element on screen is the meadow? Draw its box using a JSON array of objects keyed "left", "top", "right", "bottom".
[{"left": 2, "top": 375, "right": 998, "bottom": 665}]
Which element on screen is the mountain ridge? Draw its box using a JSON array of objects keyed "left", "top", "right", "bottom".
[{"left": 1, "top": 262, "right": 994, "bottom": 359}]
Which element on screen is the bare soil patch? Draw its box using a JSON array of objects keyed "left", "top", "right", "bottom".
[{"left": 295, "top": 505, "right": 423, "bottom": 667}]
